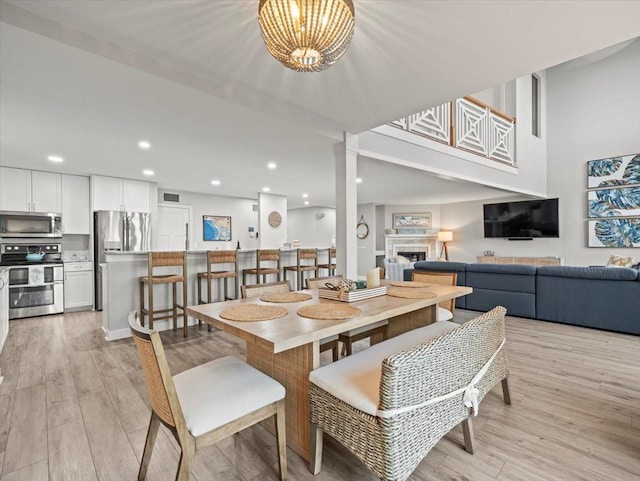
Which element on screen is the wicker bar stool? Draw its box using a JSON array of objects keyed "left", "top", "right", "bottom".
[
  {"left": 283, "top": 248, "right": 318, "bottom": 290},
  {"left": 197, "top": 250, "right": 238, "bottom": 331},
  {"left": 139, "top": 251, "right": 188, "bottom": 337},
  {"left": 317, "top": 248, "right": 336, "bottom": 276},
  {"left": 242, "top": 249, "right": 280, "bottom": 285}
]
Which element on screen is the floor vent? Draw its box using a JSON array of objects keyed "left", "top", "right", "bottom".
[{"left": 163, "top": 192, "right": 180, "bottom": 203}]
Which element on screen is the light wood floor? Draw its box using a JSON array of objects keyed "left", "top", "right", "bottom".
[{"left": 0, "top": 309, "right": 638, "bottom": 481}]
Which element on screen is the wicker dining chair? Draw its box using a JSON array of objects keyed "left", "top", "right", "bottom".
[
  {"left": 412, "top": 271, "right": 457, "bottom": 321},
  {"left": 129, "top": 313, "right": 287, "bottom": 481},
  {"left": 242, "top": 281, "right": 340, "bottom": 362},
  {"left": 306, "top": 276, "right": 389, "bottom": 356},
  {"left": 309, "top": 306, "right": 511, "bottom": 481}
]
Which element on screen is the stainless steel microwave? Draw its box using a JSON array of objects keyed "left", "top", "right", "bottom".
[{"left": 0, "top": 211, "right": 62, "bottom": 238}]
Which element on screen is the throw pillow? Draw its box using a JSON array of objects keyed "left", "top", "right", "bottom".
[
  {"left": 606, "top": 254, "right": 635, "bottom": 268},
  {"left": 396, "top": 255, "right": 411, "bottom": 264}
]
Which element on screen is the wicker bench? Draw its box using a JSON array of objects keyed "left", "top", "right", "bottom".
[{"left": 309, "top": 306, "right": 510, "bottom": 481}]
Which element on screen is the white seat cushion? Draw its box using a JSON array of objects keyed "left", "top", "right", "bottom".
[
  {"left": 309, "top": 321, "right": 459, "bottom": 417},
  {"left": 173, "top": 356, "right": 285, "bottom": 437},
  {"left": 437, "top": 307, "right": 453, "bottom": 322}
]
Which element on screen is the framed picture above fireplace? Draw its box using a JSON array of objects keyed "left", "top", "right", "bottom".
[{"left": 392, "top": 212, "right": 432, "bottom": 234}]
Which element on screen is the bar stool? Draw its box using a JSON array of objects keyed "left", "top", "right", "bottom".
[
  {"left": 317, "top": 247, "right": 336, "bottom": 276},
  {"left": 197, "top": 250, "right": 238, "bottom": 331},
  {"left": 242, "top": 249, "right": 280, "bottom": 285},
  {"left": 139, "top": 251, "right": 188, "bottom": 337},
  {"left": 283, "top": 248, "right": 318, "bottom": 290}
]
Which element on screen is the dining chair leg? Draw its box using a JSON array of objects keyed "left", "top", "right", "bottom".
[
  {"left": 138, "top": 412, "right": 161, "bottom": 481},
  {"left": 275, "top": 399, "right": 287, "bottom": 481},
  {"left": 310, "top": 422, "right": 323, "bottom": 475},
  {"left": 175, "top": 438, "right": 196, "bottom": 481},
  {"left": 501, "top": 377, "right": 512, "bottom": 405},
  {"left": 462, "top": 418, "right": 475, "bottom": 454},
  {"left": 139, "top": 282, "right": 145, "bottom": 327}
]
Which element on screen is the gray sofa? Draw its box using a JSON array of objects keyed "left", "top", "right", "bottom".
[{"left": 404, "top": 261, "right": 639, "bottom": 335}]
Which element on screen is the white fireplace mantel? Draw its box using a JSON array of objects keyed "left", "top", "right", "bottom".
[{"left": 384, "top": 234, "right": 438, "bottom": 260}]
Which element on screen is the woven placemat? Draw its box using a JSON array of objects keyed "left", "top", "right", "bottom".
[
  {"left": 259, "top": 292, "right": 313, "bottom": 303},
  {"left": 297, "top": 304, "right": 362, "bottom": 320},
  {"left": 389, "top": 281, "right": 431, "bottom": 288},
  {"left": 220, "top": 304, "right": 288, "bottom": 322},
  {"left": 387, "top": 287, "right": 437, "bottom": 299}
]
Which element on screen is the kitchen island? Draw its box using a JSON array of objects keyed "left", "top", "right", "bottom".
[{"left": 101, "top": 248, "right": 332, "bottom": 340}]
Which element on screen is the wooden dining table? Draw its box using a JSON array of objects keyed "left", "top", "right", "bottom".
[{"left": 186, "top": 283, "right": 472, "bottom": 461}]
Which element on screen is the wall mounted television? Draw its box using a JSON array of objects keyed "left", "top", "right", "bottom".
[{"left": 483, "top": 198, "right": 559, "bottom": 239}]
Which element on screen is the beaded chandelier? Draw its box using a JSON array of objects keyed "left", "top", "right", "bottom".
[{"left": 258, "top": 0, "right": 355, "bottom": 72}]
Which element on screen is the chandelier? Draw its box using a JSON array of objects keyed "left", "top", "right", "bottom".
[{"left": 258, "top": 0, "right": 355, "bottom": 72}]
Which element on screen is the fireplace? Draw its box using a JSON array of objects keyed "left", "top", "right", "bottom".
[
  {"left": 385, "top": 234, "right": 437, "bottom": 261},
  {"left": 397, "top": 251, "right": 426, "bottom": 262}
]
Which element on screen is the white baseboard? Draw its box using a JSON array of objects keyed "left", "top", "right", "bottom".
[{"left": 103, "top": 318, "right": 199, "bottom": 341}]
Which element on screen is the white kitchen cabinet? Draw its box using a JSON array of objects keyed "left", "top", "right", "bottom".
[
  {"left": 0, "top": 269, "right": 8, "bottom": 354},
  {"left": 92, "top": 175, "right": 150, "bottom": 213},
  {"left": 0, "top": 167, "right": 61, "bottom": 213},
  {"left": 64, "top": 262, "right": 93, "bottom": 311},
  {"left": 61, "top": 174, "right": 91, "bottom": 234}
]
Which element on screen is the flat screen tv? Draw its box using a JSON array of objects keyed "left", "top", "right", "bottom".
[{"left": 483, "top": 198, "right": 559, "bottom": 239}]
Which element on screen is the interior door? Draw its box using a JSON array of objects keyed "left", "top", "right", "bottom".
[{"left": 157, "top": 204, "right": 191, "bottom": 251}]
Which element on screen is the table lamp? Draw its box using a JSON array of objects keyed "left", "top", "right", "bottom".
[{"left": 437, "top": 231, "right": 453, "bottom": 261}]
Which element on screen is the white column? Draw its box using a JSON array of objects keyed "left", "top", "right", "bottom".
[
  {"left": 335, "top": 133, "right": 358, "bottom": 279},
  {"left": 258, "top": 192, "right": 287, "bottom": 248}
]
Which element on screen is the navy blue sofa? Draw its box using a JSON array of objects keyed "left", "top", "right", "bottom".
[{"left": 404, "top": 261, "right": 639, "bottom": 335}]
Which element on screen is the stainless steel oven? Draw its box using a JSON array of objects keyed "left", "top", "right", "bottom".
[
  {"left": 7, "top": 264, "right": 64, "bottom": 319},
  {"left": 1, "top": 242, "right": 65, "bottom": 319},
  {"left": 0, "top": 211, "right": 62, "bottom": 238}
]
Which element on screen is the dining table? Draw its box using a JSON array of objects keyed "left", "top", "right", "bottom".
[{"left": 186, "top": 283, "right": 472, "bottom": 461}]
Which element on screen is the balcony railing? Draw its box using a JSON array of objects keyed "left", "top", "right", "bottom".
[{"left": 389, "top": 96, "right": 516, "bottom": 166}]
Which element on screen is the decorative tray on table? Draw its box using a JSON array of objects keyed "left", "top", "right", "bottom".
[{"left": 318, "top": 286, "right": 387, "bottom": 303}]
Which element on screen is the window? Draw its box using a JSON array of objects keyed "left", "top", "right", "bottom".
[{"left": 532, "top": 74, "right": 541, "bottom": 138}]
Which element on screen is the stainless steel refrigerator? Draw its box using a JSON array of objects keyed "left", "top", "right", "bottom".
[{"left": 94, "top": 210, "right": 151, "bottom": 310}]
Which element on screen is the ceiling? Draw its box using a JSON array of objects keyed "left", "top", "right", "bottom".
[{"left": 1, "top": 1, "right": 639, "bottom": 208}]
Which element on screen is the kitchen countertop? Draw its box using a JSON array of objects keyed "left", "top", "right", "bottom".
[{"left": 105, "top": 247, "right": 332, "bottom": 255}]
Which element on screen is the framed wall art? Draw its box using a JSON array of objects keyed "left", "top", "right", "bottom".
[
  {"left": 586, "top": 152, "right": 640, "bottom": 248},
  {"left": 203, "top": 215, "right": 232, "bottom": 241},
  {"left": 588, "top": 218, "right": 640, "bottom": 247},
  {"left": 587, "top": 153, "right": 640, "bottom": 188},
  {"left": 587, "top": 186, "right": 640, "bottom": 218},
  {"left": 392, "top": 212, "right": 432, "bottom": 233}
]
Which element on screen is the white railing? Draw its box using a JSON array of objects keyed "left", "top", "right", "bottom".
[{"left": 389, "top": 96, "right": 515, "bottom": 166}]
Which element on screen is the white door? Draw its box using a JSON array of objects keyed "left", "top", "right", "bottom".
[{"left": 157, "top": 204, "right": 191, "bottom": 251}]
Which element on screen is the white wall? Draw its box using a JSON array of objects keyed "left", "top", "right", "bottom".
[
  {"left": 440, "top": 39, "right": 640, "bottom": 266},
  {"left": 258, "top": 193, "right": 287, "bottom": 248},
  {"left": 287, "top": 207, "right": 336, "bottom": 247},
  {"left": 157, "top": 189, "right": 259, "bottom": 251},
  {"left": 357, "top": 203, "right": 376, "bottom": 277}
]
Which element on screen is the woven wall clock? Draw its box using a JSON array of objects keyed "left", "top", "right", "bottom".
[{"left": 268, "top": 211, "right": 282, "bottom": 227}]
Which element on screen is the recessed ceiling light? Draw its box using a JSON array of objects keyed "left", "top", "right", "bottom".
[
  {"left": 47, "top": 155, "right": 63, "bottom": 163},
  {"left": 302, "top": 193, "right": 308, "bottom": 198},
  {"left": 355, "top": 177, "right": 363, "bottom": 184},
  {"left": 304, "top": 201, "right": 309, "bottom": 205},
  {"left": 262, "top": 187, "right": 271, "bottom": 192},
  {"left": 138, "top": 140, "right": 151, "bottom": 150},
  {"left": 211, "top": 180, "right": 221, "bottom": 186},
  {"left": 142, "top": 169, "right": 154, "bottom": 176},
  {"left": 267, "top": 162, "right": 277, "bottom": 170}
]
